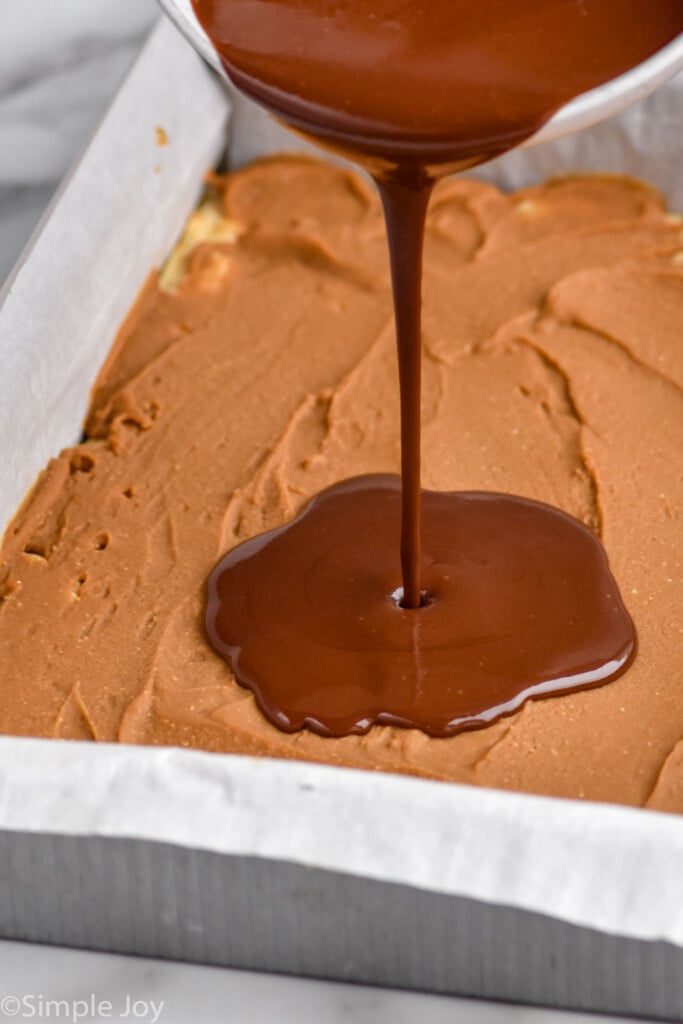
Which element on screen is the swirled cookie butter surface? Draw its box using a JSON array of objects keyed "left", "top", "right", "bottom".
[{"left": 1, "top": 156, "right": 682, "bottom": 810}]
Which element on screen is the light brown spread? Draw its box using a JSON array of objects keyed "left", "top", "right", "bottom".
[{"left": 1, "top": 155, "right": 682, "bottom": 811}]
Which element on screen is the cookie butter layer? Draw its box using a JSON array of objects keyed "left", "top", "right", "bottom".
[{"left": 1, "top": 156, "right": 682, "bottom": 811}]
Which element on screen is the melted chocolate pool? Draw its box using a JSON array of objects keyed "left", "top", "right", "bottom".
[
  {"left": 207, "top": 476, "right": 636, "bottom": 737},
  {"left": 194, "top": 0, "right": 681, "bottom": 735}
]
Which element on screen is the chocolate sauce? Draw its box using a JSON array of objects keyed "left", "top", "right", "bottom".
[
  {"left": 207, "top": 477, "right": 636, "bottom": 737},
  {"left": 192, "top": 0, "right": 683, "bottom": 174},
  {"left": 195, "top": 0, "right": 681, "bottom": 735}
]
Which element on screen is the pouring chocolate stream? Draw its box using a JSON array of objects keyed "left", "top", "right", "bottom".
[{"left": 194, "top": 0, "right": 682, "bottom": 736}]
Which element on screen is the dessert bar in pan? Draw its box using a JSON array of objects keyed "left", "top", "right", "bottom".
[{"left": 0, "top": 19, "right": 682, "bottom": 1022}]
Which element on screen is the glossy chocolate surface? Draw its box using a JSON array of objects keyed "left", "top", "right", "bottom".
[
  {"left": 207, "top": 476, "right": 636, "bottom": 736},
  {"left": 194, "top": 0, "right": 676, "bottom": 733}
]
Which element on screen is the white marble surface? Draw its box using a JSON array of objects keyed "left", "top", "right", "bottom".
[
  {"left": 0, "top": 0, "right": 157, "bottom": 286},
  {"left": 0, "top": 5, "right": 661, "bottom": 1022},
  {"left": 0, "top": 940, "right": 655, "bottom": 1024}
]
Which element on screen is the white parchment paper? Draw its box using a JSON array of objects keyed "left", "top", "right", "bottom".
[
  {"left": 0, "top": 20, "right": 228, "bottom": 532},
  {"left": 0, "top": 16, "right": 682, "bottom": 961},
  {"left": 0, "top": 737, "right": 682, "bottom": 947}
]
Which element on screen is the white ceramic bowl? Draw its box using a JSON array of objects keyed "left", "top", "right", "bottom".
[{"left": 158, "top": 0, "right": 683, "bottom": 147}]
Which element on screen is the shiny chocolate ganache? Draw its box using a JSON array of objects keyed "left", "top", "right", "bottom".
[{"left": 193, "top": 0, "right": 682, "bottom": 736}]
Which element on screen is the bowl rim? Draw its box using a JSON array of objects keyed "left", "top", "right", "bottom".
[{"left": 158, "top": 0, "right": 683, "bottom": 148}]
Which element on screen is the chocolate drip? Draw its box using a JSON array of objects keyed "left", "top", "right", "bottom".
[
  {"left": 194, "top": 0, "right": 681, "bottom": 734},
  {"left": 377, "top": 175, "right": 431, "bottom": 608}
]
